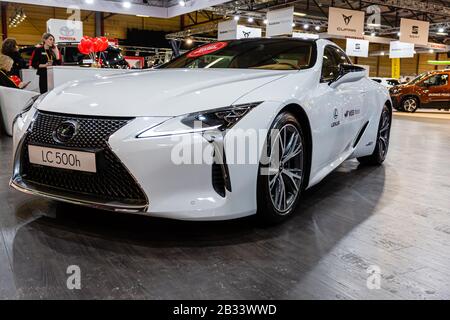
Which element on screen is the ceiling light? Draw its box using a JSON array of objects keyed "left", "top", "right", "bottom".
[
  {"left": 263, "top": 19, "right": 268, "bottom": 24},
  {"left": 248, "top": 17, "right": 254, "bottom": 23},
  {"left": 380, "top": 51, "right": 385, "bottom": 56},
  {"left": 303, "top": 24, "right": 309, "bottom": 29},
  {"left": 186, "top": 38, "right": 193, "bottom": 45},
  {"left": 371, "top": 32, "right": 376, "bottom": 37},
  {"left": 315, "top": 25, "right": 320, "bottom": 31},
  {"left": 367, "top": 23, "right": 381, "bottom": 27},
  {"left": 85, "top": 0, "right": 94, "bottom": 4},
  {"left": 429, "top": 49, "right": 434, "bottom": 53},
  {"left": 233, "top": 15, "right": 239, "bottom": 21},
  {"left": 438, "top": 27, "right": 444, "bottom": 33},
  {"left": 293, "top": 12, "right": 306, "bottom": 17},
  {"left": 397, "top": 32, "right": 401, "bottom": 36},
  {"left": 179, "top": 0, "right": 186, "bottom": 6},
  {"left": 122, "top": 1, "right": 131, "bottom": 8},
  {"left": 436, "top": 32, "right": 448, "bottom": 36},
  {"left": 292, "top": 23, "right": 295, "bottom": 27}
]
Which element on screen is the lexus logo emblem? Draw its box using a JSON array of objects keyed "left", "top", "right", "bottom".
[
  {"left": 54, "top": 121, "right": 78, "bottom": 143},
  {"left": 342, "top": 14, "right": 352, "bottom": 25}
]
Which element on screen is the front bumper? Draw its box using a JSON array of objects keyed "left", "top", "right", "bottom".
[{"left": 10, "top": 104, "right": 277, "bottom": 220}]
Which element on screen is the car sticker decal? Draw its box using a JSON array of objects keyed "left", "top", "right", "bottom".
[{"left": 187, "top": 42, "right": 228, "bottom": 58}]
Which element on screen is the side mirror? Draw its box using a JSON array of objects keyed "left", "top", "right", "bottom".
[{"left": 329, "top": 64, "right": 366, "bottom": 89}]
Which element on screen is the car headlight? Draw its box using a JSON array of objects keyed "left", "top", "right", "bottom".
[
  {"left": 137, "top": 102, "right": 262, "bottom": 138},
  {"left": 390, "top": 88, "right": 401, "bottom": 95},
  {"left": 13, "top": 93, "right": 48, "bottom": 125}
]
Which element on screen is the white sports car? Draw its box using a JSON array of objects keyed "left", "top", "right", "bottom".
[{"left": 11, "top": 38, "right": 392, "bottom": 223}]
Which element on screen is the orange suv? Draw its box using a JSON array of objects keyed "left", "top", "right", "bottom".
[{"left": 389, "top": 69, "right": 450, "bottom": 112}]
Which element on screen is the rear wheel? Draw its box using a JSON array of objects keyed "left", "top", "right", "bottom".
[
  {"left": 358, "top": 104, "right": 392, "bottom": 166},
  {"left": 402, "top": 96, "right": 419, "bottom": 112},
  {"left": 257, "top": 112, "right": 306, "bottom": 224}
]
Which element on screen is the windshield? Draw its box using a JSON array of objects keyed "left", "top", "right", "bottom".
[
  {"left": 408, "top": 73, "right": 429, "bottom": 85},
  {"left": 161, "top": 39, "right": 316, "bottom": 71}
]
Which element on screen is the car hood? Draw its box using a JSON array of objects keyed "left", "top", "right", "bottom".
[{"left": 37, "top": 69, "right": 292, "bottom": 117}]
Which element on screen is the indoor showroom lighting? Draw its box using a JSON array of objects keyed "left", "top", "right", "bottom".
[
  {"left": 247, "top": 17, "right": 254, "bottom": 23},
  {"left": 85, "top": 0, "right": 94, "bottom": 4},
  {"left": 293, "top": 12, "right": 306, "bottom": 17},
  {"left": 185, "top": 38, "right": 193, "bottom": 45},
  {"left": 380, "top": 51, "right": 385, "bottom": 55},
  {"left": 303, "top": 24, "right": 309, "bottom": 29},
  {"left": 233, "top": 15, "right": 240, "bottom": 21},
  {"left": 429, "top": 49, "right": 434, "bottom": 53},
  {"left": 315, "top": 25, "right": 320, "bottom": 31},
  {"left": 292, "top": 23, "right": 296, "bottom": 27},
  {"left": 122, "top": 1, "right": 131, "bottom": 8},
  {"left": 8, "top": 9, "right": 26, "bottom": 28},
  {"left": 397, "top": 32, "right": 401, "bottom": 36},
  {"left": 179, "top": 0, "right": 186, "bottom": 7},
  {"left": 371, "top": 32, "right": 376, "bottom": 37},
  {"left": 263, "top": 19, "right": 268, "bottom": 24},
  {"left": 438, "top": 27, "right": 445, "bottom": 33}
]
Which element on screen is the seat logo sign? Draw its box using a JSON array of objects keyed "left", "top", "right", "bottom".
[
  {"left": 412, "top": 25, "right": 419, "bottom": 35},
  {"left": 54, "top": 121, "right": 78, "bottom": 143},
  {"left": 342, "top": 14, "right": 352, "bottom": 25}
]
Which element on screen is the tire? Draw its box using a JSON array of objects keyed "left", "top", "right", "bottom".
[
  {"left": 401, "top": 96, "right": 419, "bottom": 113},
  {"left": 358, "top": 104, "right": 392, "bottom": 166},
  {"left": 257, "top": 112, "right": 307, "bottom": 224}
]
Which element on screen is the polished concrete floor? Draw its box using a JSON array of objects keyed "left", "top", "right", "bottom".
[{"left": 0, "top": 113, "right": 449, "bottom": 299}]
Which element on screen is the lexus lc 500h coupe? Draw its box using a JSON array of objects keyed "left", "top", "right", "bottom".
[{"left": 11, "top": 38, "right": 392, "bottom": 224}]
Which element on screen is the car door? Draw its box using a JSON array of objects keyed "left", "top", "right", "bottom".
[
  {"left": 311, "top": 45, "right": 351, "bottom": 168},
  {"left": 330, "top": 46, "right": 366, "bottom": 148},
  {"left": 422, "top": 72, "right": 450, "bottom": 108}
]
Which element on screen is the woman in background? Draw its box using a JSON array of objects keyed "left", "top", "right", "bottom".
[
  {"left": 31, "top": 33, "right": 61, "bottom": 93},
  {"left": 1, "top": 38, "right": 26, "bottom": 78},
  {"left": 0, "top": 54, "right": 26, "bottom": 89}
]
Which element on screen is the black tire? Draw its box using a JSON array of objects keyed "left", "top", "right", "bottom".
[
  {"left": 257, "top": 112, "right": 307, "bottom": 225},
  {"left": 358, "top": 104, "right": 392, "bottom": 166},
  {"left": 401, "top": 96, "right": 419, "bottom": 113}
]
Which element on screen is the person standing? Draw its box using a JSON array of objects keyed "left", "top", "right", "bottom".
[
  {"left": 31, "top": 33, "right": 61, "bottom": 94},
  {"left": 1, "top": 38, "right": 26, "bottom": 78}
]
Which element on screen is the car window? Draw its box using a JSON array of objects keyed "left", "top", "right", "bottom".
[
  {"left": 321, "top": 46, "right": 340, "bottom": 82},
  {"left": 331, "top": 46, "right": 352, "bottom": 65},
  {"left": 423, "top": 74, "right": 449, "bottom": 87},
  {"left": 387, "top": 79, "right": 400, "bottom": 86},
  {"left": 162, "top": 40, "right": 315, "bottom": 71}
]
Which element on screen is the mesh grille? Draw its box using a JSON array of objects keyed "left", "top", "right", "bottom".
[{"left": 19, "top": 111, "right": 147, "bottom": 205}]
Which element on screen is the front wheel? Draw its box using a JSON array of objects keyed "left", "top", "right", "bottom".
[
  {"left": 402, "top": 97, "right": 419, "bottom": 112},
  {"left": 257, "top": 112, "right": 306, "bottom": 224},
  {"left": 358, "top": 104, "right": 392, "bottom": 166}
]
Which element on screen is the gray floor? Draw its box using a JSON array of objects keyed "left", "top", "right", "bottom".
[{"left": 0, "top": 115, "right": 449, "bottom": 300}]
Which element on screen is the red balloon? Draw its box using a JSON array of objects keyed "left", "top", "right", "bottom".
[
  {"left": 80, "top": 38, "right": 93, "bottom": 53},
  {"left": 92, "top": 38, "right": 104, "bottom": 52},
  {"left": 78, "top": 41, "right": 90, "bottom": 55}
]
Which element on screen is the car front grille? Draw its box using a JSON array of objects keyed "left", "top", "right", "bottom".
[{"left": 18, "top": 111, "right": 148, "bottom": 207}]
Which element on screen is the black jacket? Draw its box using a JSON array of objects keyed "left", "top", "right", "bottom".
[
  {"left": 0, "top": 69, "right": 18, "bottom": 89},
  {"left": 31, "top": 46, "right": 61, "bottom": 77}
]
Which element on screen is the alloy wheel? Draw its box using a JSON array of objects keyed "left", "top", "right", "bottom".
[
  {"left": 267, "top": 124, "right": 304, "bottom": 214},
  {"left": 403, "top": 98, "right": 417, "bottom": 112},
  {"left": 378, "top": 106, "right": 391, "bottom": 159}
]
